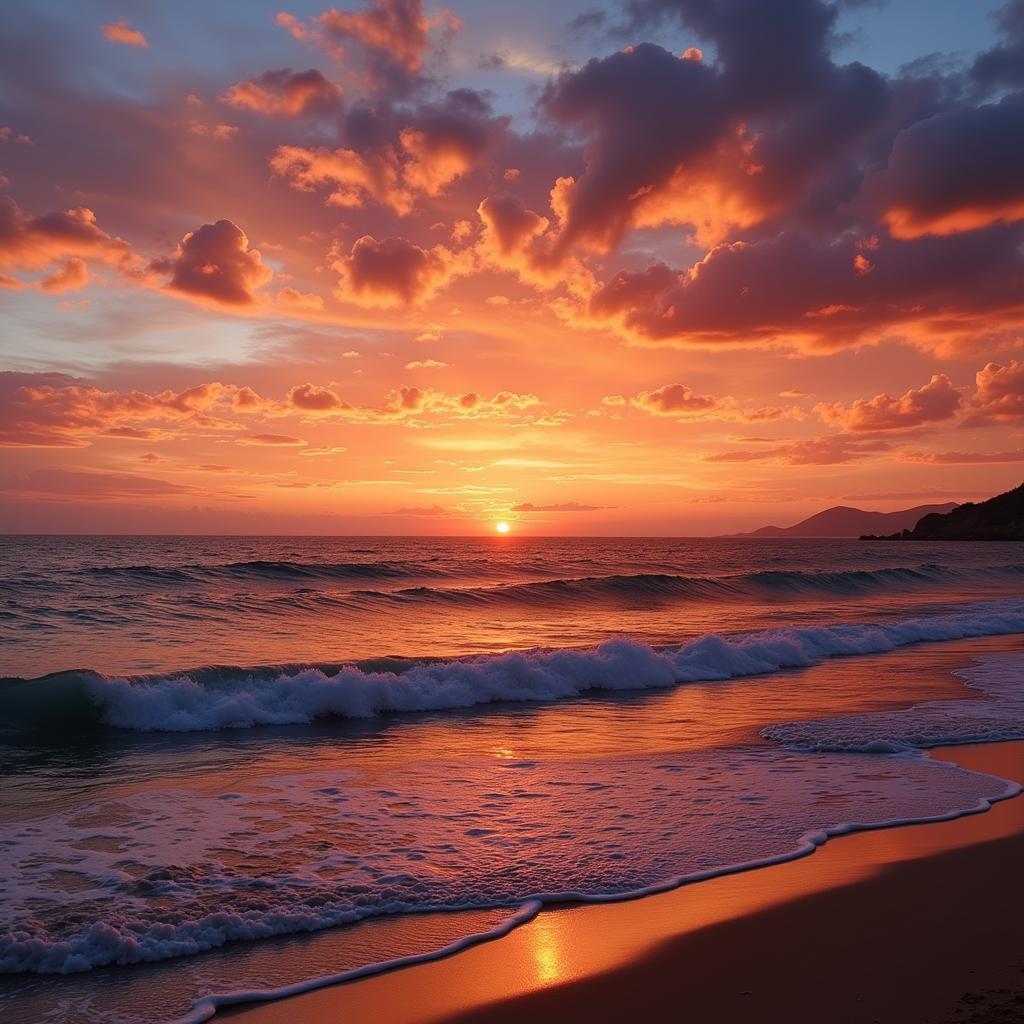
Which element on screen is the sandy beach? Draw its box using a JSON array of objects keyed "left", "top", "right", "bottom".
[{"left": 229, "top": 740, "right": 1024, "bottom": 1024}]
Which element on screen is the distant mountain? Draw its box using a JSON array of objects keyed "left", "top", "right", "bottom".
[
  {"left": 729, "top": 502, "right": 959, "bottom": 539},
  {"left": 861, "top": 482, "right": 1024, "bottom": 541}
]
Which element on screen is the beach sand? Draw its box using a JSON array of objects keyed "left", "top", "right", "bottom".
[{"left": 228, "top": 740, "right": 1024, "bottom": 1024}]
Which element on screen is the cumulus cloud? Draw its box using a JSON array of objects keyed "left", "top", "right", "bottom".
[
  {"left": 0, "top": 373, "right": 250, "bottom": 448},
  {"left": 963, "top": 360, "right": 1024, "bottom": 425},
  {"left": 815, "top": 374, "right": 962, "bottom": 432},
  {"left": 632, "top": 383, "right": 718, "bottom": 416},
  {"left": 333, "top": 234, "right": 460, "bottom": 305},
  {"left": 156, "top": 220, "right": 272, "bottom": 306},
  {"left": 625, "top": 383, "right": 796, "bottom": 423},
  {"left": 539, "top": 44, "right": 729, "bottom": 257},
  {"left": 580, "top": 228, "right": 1024, "bottom": 349},
  {"left": 330, "top": 386, "right": 541, "bottom": 424},
  {"left": 287, "top": 382, "right": 350, "bottom": 412},
  {"left": 222, "top": 68, "right": 342, "bottom": 117},
  {"left": 0, "top": 197, "right": 135, "bottom": 282},
  {"left": 271, "top": 89, "right": 499, "bottom": 214},
  {"left": 863, "top": 96, "right": 1024, "bottom": 238}
]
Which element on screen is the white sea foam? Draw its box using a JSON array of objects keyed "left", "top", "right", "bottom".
[
  {"left": 75, "top": 598, "right": 1024, "bottom": 732},
  {"left": 764, "top": 652, "right": 1024, "bottom": 751}
]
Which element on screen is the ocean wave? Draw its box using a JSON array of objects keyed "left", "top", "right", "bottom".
[
  {"left": 48, "top": 559, "right": 1024, "bottom": 604},
  {"left": 4, "top": 599, "right": 1024, "bottom": 734},
  {"left": 340, "top": 561, "right": 1024, "bottom": 609},
  {"left": 83, "top": 559, "right": 452, "bottom": 585}
]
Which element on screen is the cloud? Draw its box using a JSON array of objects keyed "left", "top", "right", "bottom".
[
  {"left": 405, "top": 359, "right": 447, "bottom": 369},
  {"left": 221, "top": 68, "right": 342, "bottom": 117},
  {"left": 0, "top": 197, "right": 135, "bottom": 279},
  {"left": 333, "top": 234, "right": 459, "bottom": 305},
  {"left": 102, "top": 20, "right": 148, "bottom": 48},
  {"left": 388, "top": 504, "right": 451, "bottom": 515},
  {"left": 157, "top": 220, "right": 272, "bottom": 306},
  {"left": 276, "top": 286, "right": 325, "bottom": 311},
  {"left": 474, "top": 192, "right": 555, "bottom": 282},
  {"left": 280, "top": 0, "right": 458, "bottom": 96},
  {"left": 964, "top": 359, "right": 1024, "bottom": 425},
  {"left": 287, "top": 382, "right": 349, "bottom": 412},
  {"left": 236, "top": 433, "right": 307, "bottom": 445},
  {"left": 970, "top": 0, "right": 1024, "bottom": 93},
  {"left": 187, "top": 121, "right": 239, "bottom": 140},
  {"left": 271, "top": 89, "right": 500, "bottom": 214},
  {"left": 625, "top": 383, "right": 797, "bottom": 423},
  {"left": 539, "top": 44, "right": 729, "bottom": 257},
  {"left": 815, "top": 374, "right": 962, "bottom": 432},
  {"left": 863, "top": 96, "right": 1024, "bottom": 238},
  {"left": 632, "top": 383, "right": 717, "bottom": 416},
  {"left": 38, "top": 257, "right": 89, "bottom": 294},
  {"left": 299, "top": 445, "right": 348, "bottom": 456},
  {"left": 0, "top": 469, "right": 187, "bottom": 498},
  {"left": 901, "top": 449, "right": 1024, "bottom": 464},
  {"left": 707, "top": 434, "right": 892, "bottom": 465},
  {"left": 0, "top": 373, "right": 244, "bottom": 448},
  {"left": 581, "top": 227, "right": 1024, "bottom": 349},
  {"left": 511, "top": 501, "right": 609, "bottom": 512}
]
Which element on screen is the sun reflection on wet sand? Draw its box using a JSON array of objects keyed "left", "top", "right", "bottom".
[{"left": 529, "top": 916, "right": 565, "bottom": 986}]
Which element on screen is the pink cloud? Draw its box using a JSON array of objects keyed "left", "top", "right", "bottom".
[
  {"left": 815, "top": 374, "right": 962, "bottom": 432},
  {"left": 707, "top": 435, "right": 892, "bottom": 466},
  {"left": 156, "top": 220, "right": 272, "bottom": 306},
  {"left": 281, "top": 0, "right": 458, "bottom": 96},
  {"left": 964, "top": 360, "right": 1024, "bottom": 425},
  {"left": 0, "top": 197, "right": 135, "bottom": 276},
  {"left": 102, "top": 20, "right": 148, "bottom": 48},
  {"left": 287, "top": 382, "right": 350, "bottom": 412},
  {"left": 39, "top": 257, "right": 89, "bottom": 294},
  {"left": 333, "top": 234, "right": 458, "bottom": 306},
  {"left": 222, "top": 68, "right": 342, "bottom": 118}
]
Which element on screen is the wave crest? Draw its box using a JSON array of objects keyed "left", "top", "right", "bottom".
[{"left": 4, "top": 599, "right": 1024, "bottom": 734}]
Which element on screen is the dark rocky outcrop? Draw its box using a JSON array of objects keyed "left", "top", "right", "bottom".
[{"left": 861, "top": 482, "right": 1024, "bottom": 541}]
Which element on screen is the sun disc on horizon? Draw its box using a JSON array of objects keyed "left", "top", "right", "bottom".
[{"left": 495, "top": 521, "right": 511, "bottom": 534}]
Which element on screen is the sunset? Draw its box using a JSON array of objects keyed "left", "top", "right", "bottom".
[{"left": 2, "top": 2, "right": 1024, "bottom": 1023}]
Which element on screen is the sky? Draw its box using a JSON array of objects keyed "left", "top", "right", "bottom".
[{"left": 1, "top": 0, "right": 1023, "bottom": 535}]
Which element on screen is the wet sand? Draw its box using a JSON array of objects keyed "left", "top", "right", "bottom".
[{"left": 228, "top": 740, "right": 1024, "bottom": 1024}]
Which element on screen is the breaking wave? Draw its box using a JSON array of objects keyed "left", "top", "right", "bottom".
[{"left": 4, "top": 599, "right": 1024, "bottom": 734}]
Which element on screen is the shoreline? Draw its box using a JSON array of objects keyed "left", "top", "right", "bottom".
[{"left": 225, "top": 739, "right": 1024, "bottom": 1024}]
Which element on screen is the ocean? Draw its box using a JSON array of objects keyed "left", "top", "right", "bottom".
[{"left": 2, "top": 534, "right": 1024, "bottom": 1023}]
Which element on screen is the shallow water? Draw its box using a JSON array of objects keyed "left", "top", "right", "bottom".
[{"left": 1, "top": 536, "right": 1023, "bottom": 1023}]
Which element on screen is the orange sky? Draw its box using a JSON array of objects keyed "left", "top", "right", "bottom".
[{"left": 1, "top": 0, "right": 1023, "bottom": 534}]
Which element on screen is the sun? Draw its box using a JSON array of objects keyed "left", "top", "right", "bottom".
[{"left": 495, "top": 521, "right": 511, "bottom": 534}]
